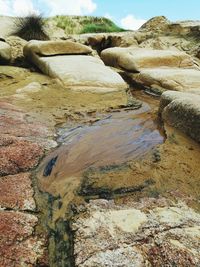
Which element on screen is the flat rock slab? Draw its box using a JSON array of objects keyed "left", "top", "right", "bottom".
[
  {"left": 0, "top": 211, "right": 46, "bottom": 266},
  {"left": 24, "top": 41, "right": 127, "bottom": 93},
  {"left": 101, "top": 47, "right": 195, "bottom": 72},
  {"left": 132, "top": 68, "right": 200, "bottom": 92},
  {"left": 0, "top": 173, "right": 35, "bottom": 211},
  {"left": 72, "top": 198, "right": 200, "bottom": 267},
  {"left": 159, "top": 91, "right": 200, "bottom": 143},
  {"left": 24, "top": 40, "right": 93, "bottom": 56}
]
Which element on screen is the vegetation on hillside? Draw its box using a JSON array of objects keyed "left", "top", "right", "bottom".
[
  {"left": 12, "top": 14, "right": 49, "bottom": 41},
  {"left": 50, "top": 15, "right": 125, "bottom": 34}
]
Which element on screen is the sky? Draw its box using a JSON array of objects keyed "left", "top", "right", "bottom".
[{"left": 0, "top": 0, "right": 200, "bottom": 30}]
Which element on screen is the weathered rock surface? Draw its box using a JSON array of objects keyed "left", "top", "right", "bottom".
[
  {"left": 0, "top": 137, "right": 43, "bottom": 176},
  {"left": 73, "top": 198, "right": 200, "bottom": 267},
  {"left": 24, "top": 41, "right": 127, "bottom": 92},
  {"left": 0, "top": 40, "right": 11, "bottom": 63},
  {"left": 0, "top": 173, "right": 35, "bottom": 211},
  {"left": 0, "top": 211, "right": 46, "bottom": 266},
  {"left": 101, "top": 47, "right": 195, "bottom": 72},
  {"left": 159, "top": 91, "right": 200, "bottom": 143},
  {"left": 140, "top": 16, "right": 170, "bottom": 32},
  {"left": 6, "top": 36, "right": 27, "bottom": 63},
  {"left": 131, "top": 68, "right": 200, "bottom": 92}
]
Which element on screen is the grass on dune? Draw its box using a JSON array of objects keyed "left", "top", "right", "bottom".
[{"left": 52, "top": 15, "right": 125, "bottom": 34}]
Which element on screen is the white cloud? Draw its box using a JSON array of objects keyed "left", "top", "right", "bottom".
[
  {"left": 0, "top": 0, "right": 97, "bottom": 16},
  {"left": 0, "top": 0, "right": 11, "bottom": 16},
  {"left": 44, "top": 0, "right": 97, "bottom": 16},
  {"left": 12, "top": 0, "right": 39, "bottom": 16},
  {"left": 0, "top": 0, "right": 39, "bottom": 16},
  {"left": 121, "top": 15, "right": 146, "bottom": 30}
]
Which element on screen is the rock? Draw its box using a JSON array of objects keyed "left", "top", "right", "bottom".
[
  {"left": 0, "top": 137, "right": 43, "bottom": 176},
  {"left": 6, "top": 36, "right": 27, "bottom": 62},
  {"left": 0, "top": 211, "right": 46, "bottom": 266},
  {"left": 24, "top": 41, "right": 127, "bottom": 92},
  {"left": 16, "top": 82, "right": 42, "bottom": 94},
  {"left": 0, "top": 101, "right": 54, "bottom": 147},
  {"left": 168, "top": 20, "right": 200, "bottom": 36},
  {"left": 101, "top": 47, "right": 195, "bottom": 72},
  {"left": 140, "top": 16, "right": 200, "bottom": 37},
  {"left": 159, "top": 91, "right": 200, "bottom": 143},
  {"left": 140, "top": 16, "right": 170, "bottom": 32},
  {"left": 85, "top": 32, "right": 138, "bottom": 52},
  {"left": 131, "top": 68, "right": 200, "bottom": 92},
  {"left": 0, "top": 41, "right": 11, "bottom": 63},
  {"left": 137, "top": 17, "right": 200, "bottom": 60},
  {"left": 72, "top": 198, "right": 200, "bottom": 267},
  {"left": 0, "top": 173, "right": 35, "bottom": 211},
  {"left": 24, "top": 40, "right": 93, "bottom": 57}
]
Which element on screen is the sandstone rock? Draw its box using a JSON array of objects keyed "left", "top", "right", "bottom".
[
  {"left": 0, "top": 173, "right": 35, "bottom": 211},
  {"left": 0, "top": 211, "right": 46, "bottom": 266},
  {"left": 159, "top": 91, "right": 200, "bottom": 143},
  {"left": 24, "top": 41, "right": 127, "bottom": 92},
  {"left": 140, "top": 16, "right": 170, "bottom": 32},
  {"left": 101, "top": 47, "right": 195, "bottom": 72},
  {"left": 6, "top": 36, "right": 27, "bottom": 62},
  {"left": 139, "top": 35, "right": 200, "bottom": 60},
  {"left": 132, "top": 68, "right": 200, "bottom": 92},
  {"left": 140, "top": 16, "right": 200, "bottom": 37},
  {"left": 72, "top": 199, "right": 200, "bottom": 267},
  {"left": 0, "top": 41, "right": 11, "bottom": 63},
  {"left": 24, "top": 40, "right": 92, "bottom": 57},
  {"left": 168, "top": 20, "right": 200, "bottom": 36}
]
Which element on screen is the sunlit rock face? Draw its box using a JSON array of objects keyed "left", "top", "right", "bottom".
[
  {"left": 72, "top": 198, "right": 200, "bottom": 267},
  {"left": 132, "top": 68, "right": 200, "bottom": 93},
  {"left": 101, "top": 47, "right": 195, "bottom": 72}
]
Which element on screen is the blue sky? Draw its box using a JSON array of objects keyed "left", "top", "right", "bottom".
[{"left": 0, "top": 0, "right": 200, "bottom": 30}]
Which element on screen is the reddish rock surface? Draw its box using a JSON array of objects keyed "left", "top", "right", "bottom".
[
  {"left": 0, "top": 137, "right": 43, "bottom": 176},
  {"left": 0, "top": 173, "right": 35, "bottom": 211},
  {"left": 0, "top": 101, "right": 50, "bottom": 138},
  {"left": 0, "top": 211, "right": 46, "bottom": 267},
  {"left": 0, "top": 101, "right": 50, "bottom": 266}
]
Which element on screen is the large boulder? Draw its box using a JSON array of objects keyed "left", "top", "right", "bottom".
[
  {"left": 131, "top": 68, "right": 200, "bottom": 92},
  {"left": 0, "top": 40, "right": 11, "bottom": 63},
  {"left": 159, "top": 90, "right": 200, "bottom": 143},
  {"left": 101, "top": 48, "right": 195, "bottom": 72},
  {"left": 24, "top": 40, "right": 127, "bottom": 93}
]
